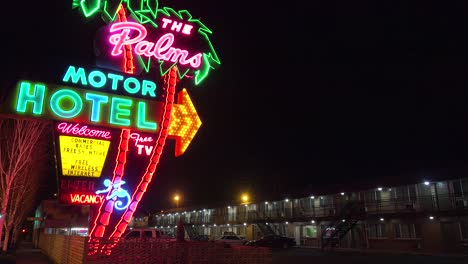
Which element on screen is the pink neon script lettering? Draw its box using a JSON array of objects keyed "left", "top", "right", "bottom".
[
  {"left": 57, "top": 122, "right": 112, "bottom": 139},
  {"left": 109, "top": 22, "right": 202, "bottom": 68},
  {"left": 130, "top": 133, "right": 153, "bottom": 146}
]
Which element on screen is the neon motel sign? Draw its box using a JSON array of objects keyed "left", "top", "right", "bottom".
[
  {"left": 13, "top": 66, "right": 163, "bottom": 132},
  {"left": 0, "top": 0, "right": 221, "bottom": 245}
]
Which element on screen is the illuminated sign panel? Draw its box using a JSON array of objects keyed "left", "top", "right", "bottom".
[
  {"left": 64, "top": 193, "right": 106, "bottom": 205},
  {"left": 12, "top": 67, "right": 164, "bottom": 132},
  {"left": 59, "top": 135, "right": 110, "bottom": 177}
]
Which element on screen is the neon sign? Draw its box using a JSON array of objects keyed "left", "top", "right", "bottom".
[
  {"left": 63, "top": 1, "right": 220, "bottom": 251},
  {"left": 14, "top": 77, "right": 161, "bottom": 132},
  {"left": 69, "top": 193, "right": 106, "bottom": 204},
  {"left": 74, "top": 0, "right": 220, "bottom": 85},
  {"left": 130, "top": 132, "right": 154, "bottom": 155},
  {"left": 59, "top": 135, "right": 110, "bottom": 177},
  {"left": 60, "top": 179, "right": 96, "bottom": 192},
  {"left": 57, "top": 122, "right": 112, "bottom": 139},
  {"left": 96, "top": 179, "right": 131, "bottom": 210},
  {"left": 109, "top": 22, "right": 202, "bottom": 68},
  {"left": 62, "top": 66, "right": 157, "bottom": 98}
]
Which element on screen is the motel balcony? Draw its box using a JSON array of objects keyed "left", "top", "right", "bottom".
[{"left": 153, "top": 178, "right": 468, "bottom": 227}]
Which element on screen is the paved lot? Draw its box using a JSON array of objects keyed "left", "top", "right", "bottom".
[
  {"left": 272, "top": 247, "right": 468, "bottom": 264},
  {"left": 0, "top": 242, "right": 52, "bottom": 264}
]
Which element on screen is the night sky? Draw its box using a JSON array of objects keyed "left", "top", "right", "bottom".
[{"left": 1, "top": 1, "right": 468, "bottom": 213}]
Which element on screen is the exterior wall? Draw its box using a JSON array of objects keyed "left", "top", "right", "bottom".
[
  {"left": 420, "top": 222, "right": 442, "bottom": 252},
  {"left": 39, "top": 233, "right": 86, "bottom": 264},
  {"left": 153, "top": 177, "right": 468, "bottom": 254}
]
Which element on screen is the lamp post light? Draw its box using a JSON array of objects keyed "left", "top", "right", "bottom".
[
  {"left": 241, "top": 194, "right": 249, "bottom": 204},
  {"left": 173, "top": 194, "right": 180, "bottom": 208}
]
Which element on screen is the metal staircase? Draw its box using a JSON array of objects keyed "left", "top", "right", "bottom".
[
  {"left": 250, "top": 210, "right": 277, "bottom": 237},
  {"left": 320, "top": 200, "right": 365, "bottom": 249},
  {"left": 184, "top": 224, "right": 207, "bottom": 241},
  {"left": 256, "top": 222, "right": 276, "bottom": 236}
]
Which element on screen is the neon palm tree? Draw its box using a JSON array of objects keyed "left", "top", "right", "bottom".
[
  {"left": 73, "top": 0, "right": 220, "bottom": 84},
  {"left": 72, "top": 0, "right": 220, "bottom": 253}
]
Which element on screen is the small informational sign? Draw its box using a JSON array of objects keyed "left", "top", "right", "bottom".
[
  {"left": 59, "top": 135, "right": 110, "bottom": 177},
  {"left": 55, "top": 122, "right": 116, "bottom": 205}
]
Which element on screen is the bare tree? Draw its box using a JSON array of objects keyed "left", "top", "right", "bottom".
[{"left": 0, "top": 118, "right": 49, "bottom": 251}]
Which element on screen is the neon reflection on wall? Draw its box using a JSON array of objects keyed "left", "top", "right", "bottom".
[{"left": 96, "top": 179, "right": 131, "bottom": 210}]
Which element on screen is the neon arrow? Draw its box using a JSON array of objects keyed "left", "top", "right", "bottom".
[{"left": 168, "top": 88, "right": 202, "bottom": 156}]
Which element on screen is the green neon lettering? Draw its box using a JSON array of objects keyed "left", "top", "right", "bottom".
[
  {"left": 62, "top": 66, "right": 87, "bottom": 86},
  {"left": 141, "top": 80, "right": 157, "bottom": 97},
  {"left": 108, "top": 73, "right": 124, "bottom": 91},
  {"left": 88, "top": 70, "right": 107, "bottom": 88},
  {"left": 85, "top": 93, "right": 109, "bottom": 122},
  {"left": 16, "top": 82, "right": 45, "bottom": 115},
  {"left": 123, "top": 77, "right": 140, "bottom": 95},
  {"left": 110, "top": 97, "right": 132, "bottom": 126},
  {"left": 50, "top": 89, "right": 83, "bottom": 118},
  {"left": 136, "top": 102, "right": 157, "bottom": 130}
]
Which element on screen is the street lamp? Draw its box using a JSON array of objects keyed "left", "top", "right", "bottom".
[
  {"left": 173, "top": 194, "right": 180, "bottom": 208},
  {"left": 241, "top": 193, "right": 249, "bottom": 204}
]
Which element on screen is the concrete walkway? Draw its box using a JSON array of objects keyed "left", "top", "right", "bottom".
[{"left": 0, "top": 241, "right": 53, "bottom": 264}]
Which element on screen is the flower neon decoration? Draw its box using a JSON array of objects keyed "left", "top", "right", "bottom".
[{"left": 72, "top": 0, "right": 220, "bottom": 85}]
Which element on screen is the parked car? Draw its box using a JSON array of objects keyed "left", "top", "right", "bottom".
[
  {"left": 122, "top": 228, "right": 175, "bottom": 241},
  {"left": 215, "top": 234, "right": 247, "bottom": 246},
  {"left": 245, "top": 235, "right": 295, "bottom": 248}
]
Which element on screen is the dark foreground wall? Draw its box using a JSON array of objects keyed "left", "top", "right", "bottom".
[{"left": 38, "top": 234, "right": 272, "bottom": 264}]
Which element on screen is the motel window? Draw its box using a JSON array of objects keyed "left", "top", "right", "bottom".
[
  {"left": 460, "top": 220, "right": 468, "bottom": 240},
  {"left": 453, "top": 180, "right": 463, "bottom": 196},
  {"left": 375, "top": 191, "right": 382, "bottom": 201},
  {"left": 319, "top": 196, "right": 332, "bottom": 207},
  {"left": 203, "top": 227, "right": 211, "bottom": 236},
  {"left": 237, "top": 226, "right": 246, "bottom": 236},
  {"left": 462, "top": 179, "right": 468, "bottom": 196},
  {"left": 395, "top": 187, "right": 409, "bottom": 201},
  {"left": 364, "top": 191, "right": 375, "bottom": 204},
  {"left": 302, "top": 225, "right": 317, "bottom": 238},
  {"left": 408, "top": 185, "right": 417, "bottom": 201},
  {"left": 368, "top": 224, "right": 386, "bottom": 238},
  {"left": 394, "top": 223, "right": 420, "bottom": 239},
  {"left": 300, "top": 198, "right": 313, "bottom": 211}
]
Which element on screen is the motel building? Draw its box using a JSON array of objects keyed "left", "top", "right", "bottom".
[{"left": 153, "top": 177, "right": 468, "bottom": 254}]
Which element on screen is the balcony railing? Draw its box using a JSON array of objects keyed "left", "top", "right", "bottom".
[{"left": 154, "top": 194, "right": 468, "bottom": 226}]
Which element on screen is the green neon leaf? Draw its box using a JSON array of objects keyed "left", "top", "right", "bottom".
[
  {"left": 194, "top": 54, "right": 212, "bottom": 85},
  {"left": 146, "top": 0, "right": 158, "bottom": 18},
  {"left": 137, "top": 56, "right": 152, "bottom": 73},
  {"left": 72, "top": 0, "right": 81, "bottom": 9},
  {"left": 102, "top": 0, "right": 123, "bottom": 22},
  {"left": 80, "top": 0, "right": 101, "bottom": 17}
]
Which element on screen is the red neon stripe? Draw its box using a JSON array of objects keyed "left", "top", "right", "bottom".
[
  {"left": 88, "top": 5, "right": 135, "bottom": 249},
  {"left": 109, "top": 66, "right": 177, "bottom": 238},
  {"left": 117, "top": 5, "right": 134, "bottom": 74},
  {"left": 88, "top": 129, "right": 130, "bottom": 237}
]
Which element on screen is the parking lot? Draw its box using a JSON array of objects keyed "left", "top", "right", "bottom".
[{"left": 272, "top": 247, "right": 468, "bottom": 264}]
